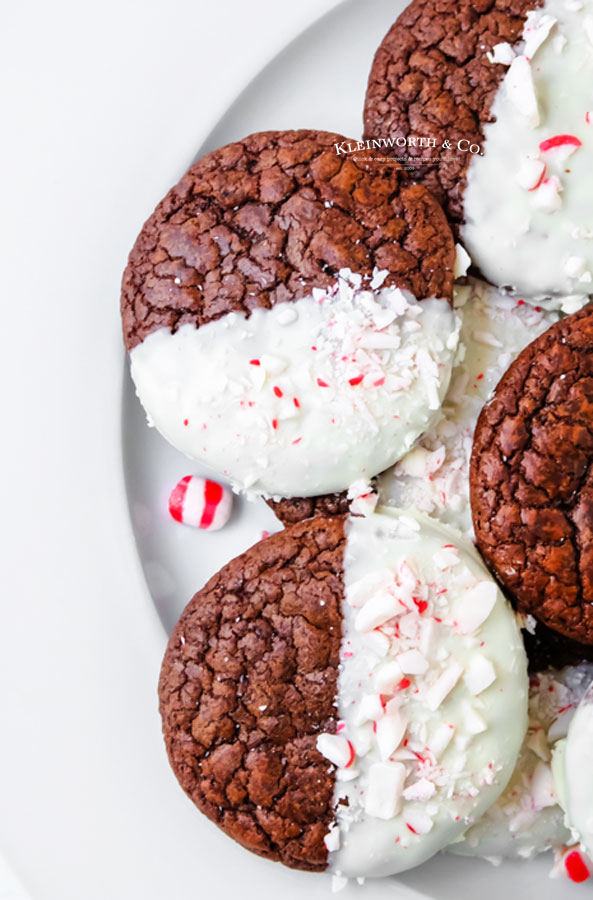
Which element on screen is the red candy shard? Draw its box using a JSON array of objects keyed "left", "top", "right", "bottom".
[
  {"left": 273, "top": 386, "right": 283, "bottom": 397},
  {"left": 249, "top": 358, "right": 260, "bottom": 366},
  {"left": 168, "top": 475, "right": 191, "bottom": 523},
  {"left": 348, "top": 375, "right": 364, "bottom": 386},
  {"left": 317, "top": 378, "right": 329, "bottom": 387},
  {"left": 397, "top": 677, "right": 411, "bottom": 691},
  {"left": 565, "top": 851, "right": 591, "bottom": 883},
  {"left": 539, "top": 134, "right": 582, "bottom": 152}
]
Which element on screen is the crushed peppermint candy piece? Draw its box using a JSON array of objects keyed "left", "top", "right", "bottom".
[
  {"left": 584, "top": 14, "right": 593, "bottom": 47},
  {"left": 375, "top": 709, "right": 407, "bottom": 760},
  {"left": 316, "top": 733, "right": 355, "bottom": 769},
  {"left": 515, "top": 156, "right": 546, "bottom": 191},
  {"left": 486, "top": 42, "right": 516, "bottom": 65},
  {"left": 348, "top": 479, "right": 379, "bottom": 517},
  {"left": 453, "top": 243, "right": 472, "bottom": 279},
  {"left": 403, "top": 778, "right": 437, "bottom": 802},
  {"left": 538, "top": 133, "right": 582, "bottom": 162},
  {"left": 397, "top": 649, "right": 429, "bottom": 675},
  {"left": 405, "top": 809, "right": 434, "bottom": 835},
  {"left": 464, "top": 655, "right": 496, "bottom": 695},
  {"left": 168, "top": 476, "right": 232, "bottom": 531},
  {"left": 424, "top": 661, "right": 464, "bottom": 711},
  {"left": 455, "top": 581, "right": 497, "bottom": 634},
  {"left": 365, "top": 762, "right": 406, "bottom": 818},
  {"left": 522, "top": 10, "right": 557, "bottom": 60},
  {"left": 564, "top": 256, "right": 588, "bottom": 279},
  {"left": 324, "top": 823, "right": 341, "bottom": 852},
  {"left": 355, "top": 591, "right": 400, "bottom": 632},
  {"left": 532, "top": 175, "right": 563, "bottom": 213},
  {"left": 505, "top": 55, "right": 539, "bottom": 127},
  {"left": 529, "top": 761, "right": 556, "bottom": 810}
]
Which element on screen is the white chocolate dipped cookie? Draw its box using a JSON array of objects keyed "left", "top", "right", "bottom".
[
  {"left": 122, "top": 129, "right": 458, "bottom": 500},
  {"left": 364, "top": 0, "right": 593, "bottom": 307},
  {"left": 317, "top": 507, "right": 528, "bottom": 880}
]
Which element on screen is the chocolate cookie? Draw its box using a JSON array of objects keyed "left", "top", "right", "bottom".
[
  {"left": 123, "top": 129, "right": 459, "bottom": 503},
  {"left": 363, "top": 0, "right": 538, "bottom": 227},
  {"left": 158, "top": 516, "right": 345, "bottom": 871},
  {"left": 122, "top": 129, "right": 453, "bottom": 349},
  {"left": 470, "top": 304, "right": 593, "bottom": 644},
  {"left": 363, "top": 0, "right": 593, "bottom": 302},
  {"left": 159, "top": 507, "right": 528, "bottom": 877},
  {"left": 266, "top": 491, "right": 350, "bottom": 527}
]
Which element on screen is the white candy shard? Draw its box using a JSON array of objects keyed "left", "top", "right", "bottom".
[
  {"left": 464, "top": 705, "right": 487, "bottom": 735},
  {"left": 364, "top": 762, "right": 406, "bottom": 819},
  {"left": 316, "top": 733, "right": 353, "bottom": 768},
  {"left": 486, "top": 42, "right": 516, "bottom": 65},
  {"left": 353, "top": 694, "right": 384, "bottom": 726},
  {"left": 522, "top": 11, "right": 557, "bottom": 60},
  {"left": 455, "top": 581, "right": 497, "bottom": 634},
  {"left": 347, "top": 569, "right": 394, "bottom": 608},
  {"left": 505, "top": 56, "right": 539, "bottom": 127},
  {"left": 355, "top": 591, "right": 399, "bottom": 632},
  {"left": 397, "top": 649, "right": 429, "bottom": 675},
  {"left": 532, "top": 176, "right": 563, "bottom": 213},
  {"left": 564, "top": 256, "right": 587, "bottom": 279},
  {"left": 429, "top": 722, "right": 455, "bottom": 758},
  {"left": 403, "top": 778, "right": 437, "bottom": 802},
  {"left": 424, "top": 661, "right": 464, "bottom": 711},
  {"left": 324, "top": 823, "right": 341, "bottom": 852},
  {"left": 529, "top": 761, "right": 556, "bottom": 809},
  {"left": 515, "top": 157, "right": 546, "bottom": 190},
  {"left": 375, "top": 709, "right": 407, "bottom": 760},
  {"left": 453, "top": 243, "right": 472, "bottom": 278},
  {"left": 433, "top": 544, "right": 460, "bottom": 570},
  {"left": 405, "top": 808, "right": 434, "bottom": 835},
  {"left": 397, "top": 445, "right": 445, "bottom": 478},
  {"left": 464, "top": 655, "right": 496, "bottom": 695},
  {"left": 375, "top": 660, "right": 404, "bottom": 692}
]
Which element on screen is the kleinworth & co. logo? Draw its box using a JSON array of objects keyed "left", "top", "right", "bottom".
[{"left": 334, "top": 136, "right": 482, "bottom": 155}]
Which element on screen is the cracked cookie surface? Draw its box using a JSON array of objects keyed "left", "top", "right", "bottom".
[
  {"left": 470, "top": 304, "right": 593, "bottom": 644},
  {"left": 266, "top": 492, "right": 350, "bottom": 527},
  {"left": 121, "top": 129, "right": 454, "bottom": 350},
  {"left": 158, "top": 516, "right": 345, "bottom": 871},
  {"left": 363, "top": 0, "right": 541, "bottom": 229}
]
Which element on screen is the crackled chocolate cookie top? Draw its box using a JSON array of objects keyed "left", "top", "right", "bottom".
[
  {"left": 267, "top": 491, "right": 350, "bottom": 527},
  {"left": 471, "top": 304, "right": 593, "bottom": 644},
  {"left": 363, "top": 0, "right": 538, "bottom": 225},
  {"left": 158, "top": 516, "right": 345, "bottom": 872},
  {"left": 121, "top": 129, "right": 454, "bottom": 350}
]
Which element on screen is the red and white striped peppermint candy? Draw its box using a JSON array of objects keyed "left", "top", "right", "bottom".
[{"left": 168, "top": 476, "right": 232, "bottom": 531}]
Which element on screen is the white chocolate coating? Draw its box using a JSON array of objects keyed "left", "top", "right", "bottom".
[
  {"left": 130, "top": 270, "right": 458, "bottom": 499},
  {"left": 451, "top": 664, "right": 593, "bottom": 860},
  {"left": 555, "top": 678, "right": 593, "bottom": 856},
  {"left": 462, "top": 0, "right": 593, "bottom": 304},
  {"left": 378, "top": 279, "right": 558, "bottom": 538},
  {"left": 320, "top": 508, "right": 528, "bottom": 878}
]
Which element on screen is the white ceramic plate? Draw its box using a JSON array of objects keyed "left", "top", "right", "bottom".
[{"left": 123, "top": 1, "right": 578, "bottom": 897}]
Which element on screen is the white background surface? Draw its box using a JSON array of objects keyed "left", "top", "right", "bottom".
[
  {"left": 0, "top": 1, "right": 342, "bottom": 897},
  {"left": 0, "top": 2, "right": 582, "bottom": 899}
]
